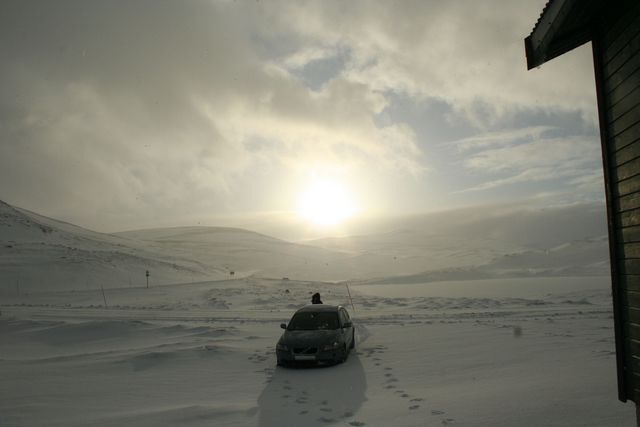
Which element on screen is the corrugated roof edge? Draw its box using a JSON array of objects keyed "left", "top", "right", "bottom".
[{"left": 528, "top": 0, "right": 554, "bottom": 40}]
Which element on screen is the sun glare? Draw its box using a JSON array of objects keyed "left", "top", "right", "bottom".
[{"left": 297, "top": 177, "right": 357, "bottom": 226}]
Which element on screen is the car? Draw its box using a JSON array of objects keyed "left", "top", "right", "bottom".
[{"left": 276, "top": 305, "right": 355, "bottom": 366}]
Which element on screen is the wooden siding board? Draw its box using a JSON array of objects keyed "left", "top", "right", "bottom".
[
  {"left": 619, "top": 226, "right": 640, "bottom": 245},
  {"left": 602, "top": 1, "right": 640, "bottom": 57},
  {"left": 627, "top": 307, "right": 640, "bottom": 324},
  {"left": 605, "top": 26, "right": 640, "bottom": 77},
  {"left": 612, "top": 141, "right": 640, "bottom": 167},
  {"left": 622, "top": 289, "right": 640, "bottom": 307},
  {"left": 615, "top": 173, "right": 640, "bottom": 197},
  {"left": 608, "top": 84, "right": 640, "bottom": 124},
  {"left": 620, "top": 208, "right": 640, "bottom": 227},
  {"left": 620, "top": 275, "right": 640, "bottom": 292},
  {"left": 628, "top": 323, "right": 640, "bottom": 341},
  {"left": 605, "top": 53, "right": 640, "bottom": 99},
  {"left": 614, "top": 157, "right": 640, "bottom": 182},
  {"left": 630, "top": 338, "right": 640, "bottom": 357},
  {"left": 620, "top": 259, "right": 640, "bottom": 276},
  {"left": 609, "top": 121, "right": 640, "bottom": 153},
  {"left": 617, "top": 192, "right": 640, "bottom": 213},
  {"left": 608, "top": 67, "right": 640, "bottom": 109},
  {"left": 619, "top": 242, "right": 640, "bottom": 258},
  {"left": 609, "top": 102, "right": 640, "bottom": 138},
  {"left": 629, "top": 355, "right": 640, "bottom": 375}
]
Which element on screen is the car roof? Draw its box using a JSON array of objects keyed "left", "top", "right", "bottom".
[{"left": 296, "top": 304, "right": 342, "bottom": 313}]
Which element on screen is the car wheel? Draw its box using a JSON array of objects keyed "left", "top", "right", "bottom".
[
  {"left": 277, "top": 358, "right": 286, "bottom": 367},
  {"left": 349, "top": 330, "right": 355, "bottom": 349},
  {"left": 342, "top": 345, "right": 349, "bottom": 362}
]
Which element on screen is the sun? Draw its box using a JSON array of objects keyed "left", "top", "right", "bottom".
[{"left": 296, "top": 177, "right": 357, "bottom": 226}]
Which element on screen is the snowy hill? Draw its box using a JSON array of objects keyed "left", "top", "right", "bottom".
[
  {"left": 307, "top": 204, "right": 610, "bottom": 284},
  {"left": 0, "top": 200, "right": 367, "bottom": 291},
  {"left": 0, "top": 200, "right": 228, "bottom": 291},
  {"left": 355, "top": 236, "right": 610, "bottom": 286},
  {"left": 114, "top": 225, "right": 357, "bottom": 282},
  {"left": 0, "top": 199, "right": 611, "bottom": 293}
]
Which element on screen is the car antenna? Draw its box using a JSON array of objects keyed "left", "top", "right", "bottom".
[{"left": 345, "top": 282, "right": 355, "bottom": 313}]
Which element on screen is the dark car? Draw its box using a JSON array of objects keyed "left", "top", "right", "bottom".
[{"left": 276, "top": 305, "right": 355, "bottom": 366}]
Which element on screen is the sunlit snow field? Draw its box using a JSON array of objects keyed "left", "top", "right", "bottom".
[
  {"left": 0, "top": 275, "right": 634, "bottom": 427},
  {"left": 0, "top": 200, "right": 636, "bottom": 426}
]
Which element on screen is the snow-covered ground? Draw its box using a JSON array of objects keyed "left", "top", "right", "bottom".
[
  {"left": 0, "top": 276, "right": 635, "bottom": 426},
  {"left": 0, "top": 200, "right": 636, "bottom": 426}
]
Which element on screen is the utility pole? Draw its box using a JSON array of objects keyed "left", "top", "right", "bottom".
[{"left": 100, "top": 285, "right": 108, "bottom": 308}]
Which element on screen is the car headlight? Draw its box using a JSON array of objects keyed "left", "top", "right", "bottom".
[
  {"left": 322, "top": 342, "right": 340, "bottom": 351},
  {"left": 276, "top": 343, "right": 289, "bottom": 351}
]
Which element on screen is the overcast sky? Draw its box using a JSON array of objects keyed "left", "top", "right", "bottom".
[{"left": 0, "top": 0, "right": 604, "bottom": 237}]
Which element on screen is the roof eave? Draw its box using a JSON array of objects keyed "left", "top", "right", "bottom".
[{"left": 525, "top": 0, "right": 596, "bottom": 70}]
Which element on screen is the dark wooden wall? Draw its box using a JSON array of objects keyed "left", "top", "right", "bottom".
[{"left": 594, "top": 0, "right": 640, "bottom": 402}]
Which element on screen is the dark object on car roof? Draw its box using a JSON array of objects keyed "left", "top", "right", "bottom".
[{"left": 311, "top": 292, "right": 322, "bottom": 304}]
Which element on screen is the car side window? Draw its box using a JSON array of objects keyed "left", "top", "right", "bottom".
[{"left": 339, "top": 309, "right": 349, "bottom": 326}]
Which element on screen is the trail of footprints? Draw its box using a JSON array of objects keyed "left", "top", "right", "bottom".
[
  {"left": 253, "top": 343, "right": 455, "bottom": 425},
  {"left": 358, "top": 344, "right": 456, "bottom": 425},
  {"left": 247, "top": 347, "right": 271, "bottom": 364},
  {"left": 275, "top": 379, "right": 363, "bottom": 425}
]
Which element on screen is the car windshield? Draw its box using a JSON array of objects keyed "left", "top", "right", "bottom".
[{"left": 287, "top": 312, "right": 339, "bottom": 331}]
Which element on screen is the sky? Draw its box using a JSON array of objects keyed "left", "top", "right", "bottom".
[{"left": 0, "top": 0, "right": 605, "bottom": 238}]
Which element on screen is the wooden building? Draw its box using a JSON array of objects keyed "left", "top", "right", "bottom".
[{"left": 525, "top": 0, "right": 640, "bottom": 412}]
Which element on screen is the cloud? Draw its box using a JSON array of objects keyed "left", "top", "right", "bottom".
[
  {"left": 282, "top": 46, "right": 338, "bottom": 70},
  {"left": 453, "top": 131, "right": 602, "bottom": 193},
  {"left": 0, "top": 0, "right": 426, "bottom": 229},
  {"left": 0, "top": 0, "right": 602, "bottom": 231},
  {"left": 261, "top": 0, "right": 597, "bottom": 124},
  {"left": 447, "top": 126, "right": 555, "bottom": 151}
]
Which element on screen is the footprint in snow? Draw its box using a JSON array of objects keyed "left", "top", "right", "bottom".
[
  {"left": 431, "top": 410, "right": 445, "bottom": 415},
  {"left": 318, "top": 416, "right": 335, "bottom": 423},
  {"left": 349, "top": 422, "right": 366, "bottom": 426},
  {"left": 441, "top": 418, "right": 456, "bottom": 425},
  {"left": 409, "top": 404, "right": 420, "bottom": 410}
]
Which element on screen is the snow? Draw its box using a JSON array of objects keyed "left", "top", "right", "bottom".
[{"left": 0, "top": 200, "right": 636, "bottom": 426}]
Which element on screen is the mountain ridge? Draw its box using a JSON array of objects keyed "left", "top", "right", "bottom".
[{"left": 0, "top": 199, "right": 611, "bottom": 292}]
